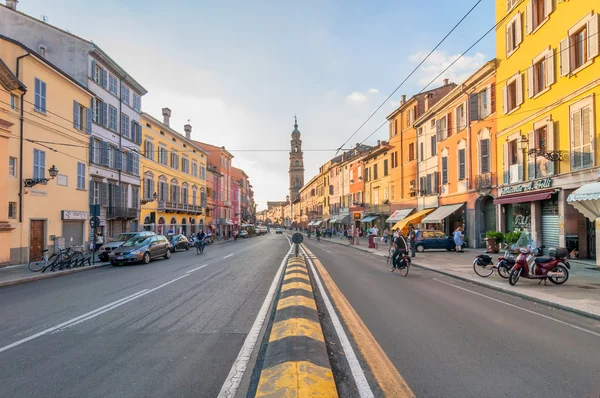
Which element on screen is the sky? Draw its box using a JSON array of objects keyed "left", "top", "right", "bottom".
[{"left": 16, "top": 0, "right": 495, "bottom": 210}]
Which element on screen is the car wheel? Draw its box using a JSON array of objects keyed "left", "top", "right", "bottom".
[
  {"left": 416, "top": 244, "right": 425, "bottom": 253},
  {"left": 143, "top": 252, "right": 151, "bottom": 264},
  {"left": 164, "top": 249, "right": 171, "bottom": 259}
]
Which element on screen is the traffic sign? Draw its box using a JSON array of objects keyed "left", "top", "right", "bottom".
[
  {"left": 89, "top": 216, "right": 100, "bottom": 228},
  {"left": 292, "top": 232, "right": 304, "bottom": 244}
]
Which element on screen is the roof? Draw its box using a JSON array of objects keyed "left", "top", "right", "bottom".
[
  {"left": 361, "top": 143, "right": 390, "bottom": 162},
  {"left": 193, "top": 141, "right": 234, "bottom": 159},
  {"left": 0, "top": 34, "right": 94, "bottom": 96},
  {"left": 141, "top": 112, "right": 209, "bottom": 157},
  {"left": 386, "top": 84, "right": 457, "bottom": 120},
  {"left": 0, "top": 56, "right": 25, "bottom": 91}
]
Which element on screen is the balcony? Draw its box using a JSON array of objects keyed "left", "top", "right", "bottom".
[
  {"left": 107, "top": 206, "right": 138, "bottom": 219},
  {"left": 157, "top": 201, "right": 203, "bottom": 215},
  {"left": 473, "top": 172, "right": 493, "bottom": 195},
  {"left": 363, "top": 204, "right": 389, "bottom": 214}
]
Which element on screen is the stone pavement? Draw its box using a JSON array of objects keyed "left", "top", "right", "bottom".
[{"left": 318, "top": 235, "right": 600, "bottom": 320}]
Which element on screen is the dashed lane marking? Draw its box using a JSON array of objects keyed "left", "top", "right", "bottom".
[{"left": 223, "top": 254, "right": 234, "bottom": 259}]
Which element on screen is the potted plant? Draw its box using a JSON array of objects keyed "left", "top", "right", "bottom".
[
  {"left": 505, "top": 231, "right": 522, "bottom": 247},
  {"left": 485, "top": 231, "right": 504, "bottom": 253}
]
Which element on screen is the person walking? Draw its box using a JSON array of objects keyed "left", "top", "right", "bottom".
[
  {"left": 453, "top": 226, "right": 465, "bottom": 252},
  {"left": 371, "top": 225, "right": 379, "bottom": 237},
  {"left": 94, "top": 232, "right": 103, "bottom": 252},
  {"left": 407, "top": 225, "right": 417, "bottom": 257},
  {"left": 383, "top": 228, "right": 389, "bottom": 244}
]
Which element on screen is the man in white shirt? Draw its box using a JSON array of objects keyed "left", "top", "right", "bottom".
[{"left": 371, "top": 226, "right": 379, "bottom": 236}]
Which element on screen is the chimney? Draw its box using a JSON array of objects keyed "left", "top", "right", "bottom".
[
  {"left": 6, "top": 0, "right": 18, "bottom": 10},
  {"left": 443, "top": 78, "right": 449, "bottom": 85},
  {"left": 401, "top": 94, "right": 406, "bottom": 105},
  {"left": 377, "top": 140, "right": 381, "bottom": 146},
  {"left": 184, "top": 124, "right": 191, "bottom": 139},
  {"left": 162, "top": 107, "right": 171, "bottom": 126}
]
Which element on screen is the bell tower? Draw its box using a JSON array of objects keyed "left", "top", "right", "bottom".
[{"left": 289, "top": 116, "right": 304, "bottom": 202}]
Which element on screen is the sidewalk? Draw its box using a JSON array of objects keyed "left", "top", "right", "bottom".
[{"left": 319, "top": 236, "right": 600, "bottom": 320}]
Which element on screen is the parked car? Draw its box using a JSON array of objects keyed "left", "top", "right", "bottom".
[
  {"left": 169, "top": 234, "right": 189, "bottom": 252},
  {"left": 414, "top": 230, "right": 464, "bottom": 252},
  {"left": 238, "top": 230, "right": 248, "bottom": 238},
  {"left": 109, "top": 235, "right": 170, "bottom": 265},
  {"left": 256, "top": 226, "right": 268, "bottom": 235},
  {"left": 275, "top": 228, "right": 283, "bottom": 234},
  {"left": 98, "top": 231, "right": 156, "bottom": 261}
]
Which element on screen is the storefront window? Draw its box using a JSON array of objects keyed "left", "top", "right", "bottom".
[{"left": 505, "top": 203, "right": 531, "bottom": 232}]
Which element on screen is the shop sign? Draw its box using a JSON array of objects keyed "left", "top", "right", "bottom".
[
  {"left": 353, "top": 212, "right": 362, "bottom": 220},
  {"left": 500, "top": 178, "right": 552, "bottom": 195},
  {"left": 61, "top": 210, "right": 88, "bottom": 220},
  {"left": 513, "top": 215, "right": 531, "bottom": 228}
]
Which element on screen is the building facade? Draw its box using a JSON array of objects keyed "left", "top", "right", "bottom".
[
  {"left": 361, "top": 141, "right": 392, "bottom": 231},
  {"left": 495, "top": 0, "right": 600, "bottom": 259}
]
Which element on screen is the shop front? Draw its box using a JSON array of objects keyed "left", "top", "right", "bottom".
[
  {"left": 567, "top": 182, "right": 600, "bottom": 265},
  {"left": 421, "top": 203, "right": 465, "bottom": 238}
]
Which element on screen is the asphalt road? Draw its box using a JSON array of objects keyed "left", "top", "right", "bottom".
[
  {"left": 304, "top": 238, "right": 600, "bottom": 398},
  {"left": 0, "top": 234, "right": 290, "bottom": 398}
]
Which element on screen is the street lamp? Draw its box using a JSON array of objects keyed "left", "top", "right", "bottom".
[{"left": 24, "top": 165, "right": 59, "bottom": 187}]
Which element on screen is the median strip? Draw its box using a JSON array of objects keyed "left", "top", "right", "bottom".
[{"left": 255, "top": 255, "right": 338, "bottom": 397}]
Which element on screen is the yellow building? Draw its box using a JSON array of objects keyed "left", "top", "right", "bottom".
[
  {"left": 495, "top": 0, "right": 599, "bottom": 260},
  {"left": 139, "top": 110, "right": 209, "bottom": 236},
  {"left": 1, "top": 37, "right": 94, "bottom": 264},
  {"left": 361, "top": 141, "right": 391, "bottom": 231}
]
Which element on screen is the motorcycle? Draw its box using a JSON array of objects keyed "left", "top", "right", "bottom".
[
  {"left": 508, "top": 247, "right": 570, "bottom": 286},
  {"left": 473, "top": 252, "right": 513, "bottom": 279}
]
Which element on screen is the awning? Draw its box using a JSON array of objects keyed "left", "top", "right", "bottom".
[
  {"left": 330, "top": 215, "right": 339, "bottom": 223},
  {"left": 313, "top": 220, "right": 323, "bottom": 226},
  {"left": 422, "top": 203, "right": 465, "bottom": 224},
  {"left": 226, "top": 220, "right": 234, "bottom": 225},
  {"left": 385, "top": 208, "right": 413, "bottom": 223},
  {"left": 567, "top": 182, "right": 600, "bottom": 221},
  {"left": 334, "top": 215, "right": 350, "bottom": 225},
  {"left": 322, "top": 218, "right": 330, "bottom": 223},
  {"left": 391, "top": 208, "right": 434, "bottom": 232},
  {"left": 361, "top": 216, "right": 379, "bottom": 223},
  {"left": 493, "top": 190, "right": 553, "bottom": 205},
  {"left": 308, "top": 220, "right": 316, "bottom": 226}
]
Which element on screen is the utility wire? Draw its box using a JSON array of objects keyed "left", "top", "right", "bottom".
[{"left": 336, "top": 0, "right": 484, "bottom": 153}]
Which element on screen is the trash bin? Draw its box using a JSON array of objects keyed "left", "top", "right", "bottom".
[{"left": 368, "top": 235, "right": 376, "bottom": 248}]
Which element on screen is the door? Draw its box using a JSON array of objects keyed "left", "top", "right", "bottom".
[
  {"left": 149, "top": 236, "right": 160, "bottom": 258},
  {"left": 541, "top": 198, "right": 559, "bottom": 249},
  {"left": 63, "top": 221, "right": 84, "bottom": 248},
  {"left": 29, "top": 220, "right": 45, "bottom": 259},
  {"left": 588, "top": 219, "right": 596, "bottom": 259}
]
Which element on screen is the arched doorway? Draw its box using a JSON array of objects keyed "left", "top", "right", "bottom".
[
  {"left": 190, "top": 218, "right": 196, "bottom": 234},
  {"left": 170, "top": 217, "right": 177, "bottom": 235},
  {"left": 157, "top": 217, "right": 165, "bottom": 236},
  {"left": 143, "top": 216, "right": 151, "bottom": 231},
  {"left": 181, "top": 218, "right": 187, "bottom": 236},
  {"left": 475, "top": 195, "right": 496, "bottom": 248}
]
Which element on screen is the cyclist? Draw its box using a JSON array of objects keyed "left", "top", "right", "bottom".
[
  {"left": 196, "top": 229, "right": 206, "bottom": 252},
  {"left": 392, "top": 231, "right": 409, "bottom": 269}
]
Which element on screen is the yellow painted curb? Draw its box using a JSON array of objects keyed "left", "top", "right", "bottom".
[
  {"left": 277, "top": 295, "right": 317, "bottom": 311},
  {"left": 281, "top": 280, "right": 312, "bottom": 293},
  {"left": 283, "top": 272, "right": 310, "bottom": 282},
  {"left": 269, "top": 317, "right": 324, "bottom": 343},
  {"left": 256, "top": 361, "right": 337, "bottom": 397}
]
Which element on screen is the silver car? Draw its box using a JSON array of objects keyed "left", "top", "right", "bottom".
[
  {"left": 109, "top": 235, "right": 171, "bottom": 265},
  {"left": 98, "top": 231, "right": 155, "bottom": 261}
]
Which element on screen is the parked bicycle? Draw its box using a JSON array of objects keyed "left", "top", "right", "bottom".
[
  {"left": 29, "top": 245, "right": 91, "bottom": 273},
  {"left": 28, "top": 249, "right": 57, "bottom": 272}
]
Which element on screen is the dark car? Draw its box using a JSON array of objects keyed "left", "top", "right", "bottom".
[
  {"left": 109, "top": 235, "right": 171, "bottom": 265},
  {"left": 414, "top": 230, "right": 464, "bottom": 252},
  {"left": 169, "top": 234, "right": 189, "bottom": 252}
]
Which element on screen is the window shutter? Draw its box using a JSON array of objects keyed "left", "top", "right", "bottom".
[
  {"left": 91, "top": 60, "right": 96, "bottom": 78},
  {"left": 525, "top": 1, "right": 533, "bottom": 35},
  {"left": 433, "top": 172, "right": 439, "bottom": 194},
  {"left": 515, "top": 12, "right": 522, "bottom": 46},
  {"left": 588, "top": 13, "right": 599, "bottom": 59},
  {"left": 127, "top": 152, "right": 133, "bottom": 173},
  {"left": 137, "top": 124, "right": 142, "bottom": 145},
  {"left": 503, "top": 142, "right": 509, "bottom": 184},
  {"left": 517, "top": 142, "right": 524, "bottom": 181},
  {"left": 453, "top": 107, "right": 458, "bottom": 132},
  {"left": 89, "top": 136, "right": 94, "bottom": 163},
  {"left": 73, "top": 101, "right": 79, "bottom": 129},
  {"left": 469, "top": 93, "right": 479, "bottom": 121},
  {"left": 544, "top": 0, "right": 553, "bottom": 17},
  {"left": 101, "top": 141, "right": 109, "bottom": 166},
  {"left": 528, "top": 130, "right": 535, "bottom": 180},
  {"left": 102, "top": 103, "right": 108, "bottom": 127},
  {"left": 516, "top": 73, "right": 524, "bottom": 106},
  {"left": 89, "top": 181, "right": 94, "bottom": 204},
  {"left": 115, "top": 150, "right": 122, "bottom": 171},
  {"left": 559, "top": 37, "right": 570, "bottom": 77},
  {"left": 447, "top": 112, "right": 452, "bottom": 137},
  {"left": 114, "top": 185, "right": 122, "bottom": 208},
  {"left": 86, "top": 107, "right": 92, "bottom": 133},
  {"left": 527, "top": 67, "right": 534, "bottom": 98},
  {"left": 546, "top": 48, "right": 555, "bottom": 86},
  {"left": 442, "top": 157, "right": 448, "bottom": 184},
  {"left": 547, "top": 120, "right": 555, "bottom": 175},
  {"left": 131, "top": 120, "right": 136, "bottom": 143},
  {"left": 506, "top": 25, "right": 513, "bottom": 55},
  {"left": 101, "top": 182, "right": 108, "bottom": 206},
  {"left": 101, "top": 69, "right": 108, "bottom": 88}
]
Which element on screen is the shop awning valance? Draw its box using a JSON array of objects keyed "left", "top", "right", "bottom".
[
  {"left": 385, "top": 208, "right": 413, "bottom": 224},
  {"left": 313, "top": 220, "right": 323, "bottom": 226},
  {"left": 361, "top": 216, "right": 379, "bottom": 223},
  {"left": 421, "top": 203, "right": 465, "bottom": 224},
  {"left": 567, "top": 182, "right": 600, "bottom": 221},
  {"left": 391, "top": 208, "right": 433, "bottom": 232},
  {"left": 307, "top": 221, "right": 316, "bottom": 226},
  {"left": 336, "top": 215, "right": 350, "bottom": 225},
  {"left": 493, "top": 190, "right": 553, "bottom": 205}
]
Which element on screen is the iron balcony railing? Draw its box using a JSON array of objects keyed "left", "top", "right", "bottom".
[
  {"left": 157, "top": 201, "right": 203, "bottom": 214},
  {"left": 107, "top": 206, "right": 138, "bottom": 219}
]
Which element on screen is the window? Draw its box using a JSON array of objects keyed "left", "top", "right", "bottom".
[
  {"left": 34, "top": 78, "right": 46, "bottom": 113},
  {"left": 503, "top": 73, "right": 523, "bottom": 114},
  {"left": 436, "top": 115, "right": 448, "bottom": 141},
  {"left": 430, "top": 119, "right": 436, "bottom": 129},
  {"left": 456, "top": 103, "right": 466, "bottom": 131},
  {"left": 121, "top": 113, "right": 130, "bottom": 138},
  {"left": 171, "top": 151, "right": 179, "bottom": 169},
  {"left": 144, "top": 140, "right": 154, "bottom": 160},
  {"left": 408, "top": 143, "right": 415, "bottom": 161},
  {"left": 10, "top": 94, "right": 17, "bottom": 110},
  {"left": 109, "top": 105, "right": 117, "bottom": 131},
  {"left": 458, "top": 149, "right": 466, "bottom": 180},
  {"left": 480, "top": 139, "right": 490, "bottom": 173},
  {"left": 192, "top": 161, "right": 198, "bottom": 177},
  {"left": 509, "top": 140, "right": 518, "bottom": 165},
  {"left": 506, "top": 0, "right": 518, "bottom": 12},
  {"left": 561, "top": 13, "right": 599, "bottom": 76},
  {"left": 8, "top": 202, "right": 16, "bottom": 219},
  {"left": 571, "top": 103, "right": 594, "bottom": 171},
  {"left": 506, "top": 12, "right": 522, "bottom": 57},
  {"left": 130, "top": 121, "right": 141, "bottom": 144},
  {"left": 407, "top": 107, "right": 416, "bottom": 125},
  {"left": 93, "top": 63, "right": 102, "bottom": 84},
  {"left": 373, "top": 164, "right": 378, "bottom": 180},
  {"left": 131, "top": 152, "right": 140, "bottom": 175},
  {"left": 108, "top": 145, "right": 115, "bottom": 168},
  {"left": 131, "top": 186, "right": 139, "bottom": 208},
  {"left": 33, "top": 149, "right": 45, "bottom": 179},
  {"left": 182, "top": 157, "right": 190, "bottom": 173},
  {"left": 77, "top": 162, "right": 85, "bottom": 190},
  {"left": 9, "top": 157, "right": 17, "bottom": 177},
  {"left": 383, "top": 159, "right": 388, "bottom": 176},
  {"left": 159, "top": 146, "right": 168, "bottom": 165},
  {"left": 391, "top": 152, "right": 398, "bottom": 168},
  {"left": 529, "top": 48, "right": 554, "bottom": 98},
  {"left": 91, "top": 181, "right": 100, "bottom": 205},
  {"left": 121, "top": 85, "right": 130, "bottom": 105},
  {"left": 92, "top": 139, "right": 101, "bottom": 164},
  {"left": 133, "top": 94, "right": 141, "bottom": 112},
  {"left": 144, "top": 176, "right": 154, "bottom": 199},
  {"left": 419, "top": 142, "right": 424, "bottom": 161},
  {"left": 109, "top": 74, "right": 117, "bottom": 95},
  {"left": 192, "top": 188, "right": 197, "bottom": 205},
  {"left": 92, "top": 98, "right": 101, "bottom": 123},
  {"left": 441, "top": 157, "right": 448, "bottom": 184},
  {"left": 431, "top": 135, "right": 437, "bottom": 156},
  {"left": 200, "top": 165, "right": 206, "bottom": 180}
]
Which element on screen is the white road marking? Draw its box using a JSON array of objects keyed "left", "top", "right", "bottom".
[
  {"left": 302, "top": 247, "right": 375, "bottom": 398},
  {"left": 433, "top": 278, "right": 600, "bottom": 338},
  {"left": 217, "top": 237, "right": 293, "bottom": 398},
  {"left": 187, "top": 264, "right": 208, "bottom": 273},
  {"left": 223, "top": 254, "right": 234, "bottom": 259}
]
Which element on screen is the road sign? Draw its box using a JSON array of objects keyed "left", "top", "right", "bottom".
[
  {"left": 292, "top": 232, "right": 304, "bottom": 245},
  {"left": 89, "top": 216, "right": 100, "bottom": 228}
]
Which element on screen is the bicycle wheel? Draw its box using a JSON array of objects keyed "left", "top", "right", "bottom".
[
  {"left": 473, "top": 260, "right": 494, "bottom": 277},
  {"left": 28, "top": 257, "right": 45, "bottom": 272},
  {"left": 399, "top": 263, "right": 409, "bottom": 277}
]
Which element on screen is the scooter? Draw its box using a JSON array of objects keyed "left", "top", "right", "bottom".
[{"left": 508, "top": 247, "right": 570, "bottom": 286}]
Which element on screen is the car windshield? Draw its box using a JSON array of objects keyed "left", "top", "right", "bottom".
[
  {"left": 122, "top": 237, "right": 150, "bottom": 247},
  {"left": 112, "top": 233, "right": 135, "bottom": 242}
]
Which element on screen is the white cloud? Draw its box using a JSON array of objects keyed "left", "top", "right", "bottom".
[
  {"left": 347, "top": 91, "right": 367, "bottom": 102},
  {"left": 408, "top": 50, "right": 487, "bottom": 87},
  {"left": 367, "top": 88, "right": 379, "bottom": 94}
]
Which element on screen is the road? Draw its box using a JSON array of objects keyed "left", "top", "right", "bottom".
[
  {"left": 0, "top": 234, "right": 290, "bottom": 398},
  {"left": 303, "top": 238, "right": 600, "bottom": 398}
]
